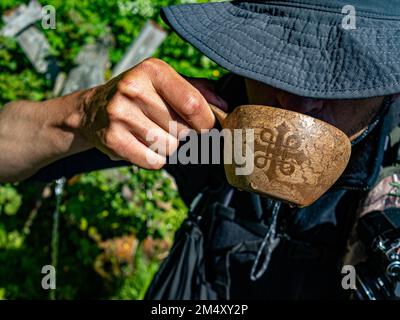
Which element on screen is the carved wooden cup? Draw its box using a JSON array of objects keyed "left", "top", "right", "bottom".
[{"left": 210, "top": 104, "right": 352, "bottom": 207}]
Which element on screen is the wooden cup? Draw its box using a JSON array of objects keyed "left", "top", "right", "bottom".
[{"left": 209, "top": 104, "right": 352, "bottom": 207}]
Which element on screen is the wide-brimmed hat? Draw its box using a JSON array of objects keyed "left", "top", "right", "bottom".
[{"left": 161, "top": 0, "right": 400, "bottom": 99}]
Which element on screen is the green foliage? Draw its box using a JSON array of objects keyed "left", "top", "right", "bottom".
[
  {"left": 0, "top": 0, "right": 225, "bottom": 105},
  {"left": 0, "top": 184, "right": 22, "bottom": 216},
  {"left": 0, "top": 0, "right": 225, "bottom": 299}
]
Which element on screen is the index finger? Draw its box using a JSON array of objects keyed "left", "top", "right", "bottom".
[{"left": 142, "top": 59, "right": 216, "bottom": 132}]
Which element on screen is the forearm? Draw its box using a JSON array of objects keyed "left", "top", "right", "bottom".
[
  {"left": 0, "top": 89, "right": 92, "bottom": 182},
  {"left": 0, "top": 60, "right": 228, "bottom": 183}
]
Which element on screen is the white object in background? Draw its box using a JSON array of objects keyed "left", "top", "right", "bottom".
[
  {"left": 61, "top": 33, "right": 114, "bottom": 95},
  {"left": 1, "top": 0, "right": 42, "bottom": 37},
  {"left": 112, "top": 20, "right": 167, "bottom": 77},
  {"left": 1, "top": 0, "right": 51, "bottom": 74}
]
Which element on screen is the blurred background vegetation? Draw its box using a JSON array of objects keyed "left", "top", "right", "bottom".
[{"left": 0, "top": 0, "right": 225, "bottom": 299}]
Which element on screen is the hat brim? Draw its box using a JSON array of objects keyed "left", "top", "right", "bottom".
[{"left": 161, "top": 2, "right": 400, "bottom": 99}]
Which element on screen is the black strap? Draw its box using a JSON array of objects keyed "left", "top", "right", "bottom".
[{"left": 211, "top": 201, "right": 337, "bottom": 264}]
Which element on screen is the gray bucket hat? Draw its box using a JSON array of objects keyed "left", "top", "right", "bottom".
[{"left": 161, "top": 0, "right": 400, "bottom": 99}]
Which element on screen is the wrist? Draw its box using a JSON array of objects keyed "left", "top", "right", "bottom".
[{"left": 47, "top": 89, "right": 94, "bottom": 157}]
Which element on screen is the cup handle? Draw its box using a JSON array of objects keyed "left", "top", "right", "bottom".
[{"left": 209, "top": 103, "right": 228, "bottom": 125}]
